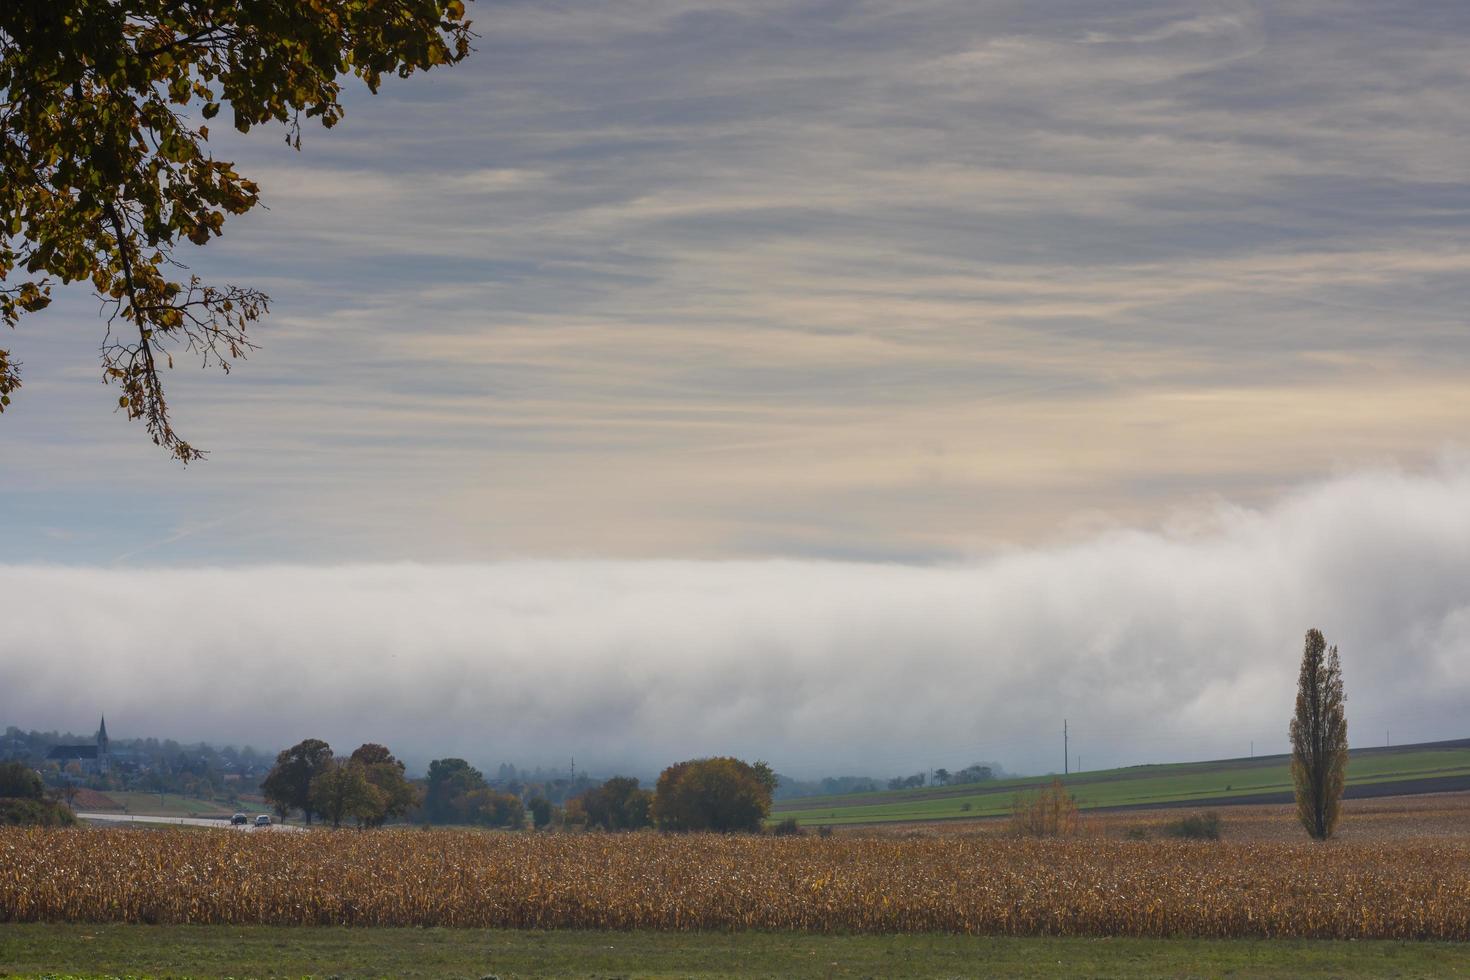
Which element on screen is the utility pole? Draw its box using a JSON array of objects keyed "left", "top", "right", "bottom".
[
  {"left": 1250, "top": 740, "right": 1253, "bottom": 759},
  {"left": 1064, "top": 720, "right": 1069, "bottom": 776}
]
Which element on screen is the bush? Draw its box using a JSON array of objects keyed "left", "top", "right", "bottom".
[
  {"left": 1009, "top": 779, "right": 1079, "bottom": 837},
  {"left": 1164, "top": 811, "right": 1222, "bottom": 840},
  {"left": 0, "top": 761, "right": 44, "bottom": 800},
  {"left": 0, "top": 797, "right": 77, "bottom": 827},
  {"left": 770, "top": 817, "right": 804, "bottom": 836},
  {"left": 816, "top": 825, "right": 834, "bottom": 838}
]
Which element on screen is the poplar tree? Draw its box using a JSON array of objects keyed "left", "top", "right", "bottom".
[{"left": 1289, "top": 628, "right": 1348, "bottom": 840}]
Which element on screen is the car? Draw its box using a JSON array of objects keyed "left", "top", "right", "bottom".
[
  {"left": 254, "top": 814, "right": 272, "bottom": 827},
  {"left": 230, "top": 812, "right": 248, "bottom": 825}
]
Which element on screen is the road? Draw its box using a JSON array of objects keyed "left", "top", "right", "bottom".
[{"left": 76, "top": 812, "right": 302, "bottom": 831}]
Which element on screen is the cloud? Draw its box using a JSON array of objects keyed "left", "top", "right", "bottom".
[
  {"left": 4, "top": 461, "right": 1468, "bottom": 777},
  {"left": 6, "top": 0, "right": 1470, "bottom": 569}
]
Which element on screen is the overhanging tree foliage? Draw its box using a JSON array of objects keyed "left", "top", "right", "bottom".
[
  {"left": 1, "top": 1, "right": 473, "bottom": 459},
  {"left": 1289, "top": 628, "right": 1348, "bottom": 840}
]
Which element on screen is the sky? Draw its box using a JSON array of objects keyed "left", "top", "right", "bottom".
[{"left": 2, "top": 0, "right": 1469, "bottom": 775}]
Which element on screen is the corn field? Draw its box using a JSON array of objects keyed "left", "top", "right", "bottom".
[{"left": 3, "top": 828, "right": 1470, "bottom": 939}]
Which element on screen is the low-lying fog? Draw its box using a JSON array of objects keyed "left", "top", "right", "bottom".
[{"left": 5, "top": 461, "right": 1468, "bottom": 778}]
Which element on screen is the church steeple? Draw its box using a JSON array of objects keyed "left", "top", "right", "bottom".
[{"left": 97, "top": 715, "right": 109, "bottom": 753}]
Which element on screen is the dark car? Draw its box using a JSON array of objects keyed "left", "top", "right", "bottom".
[{"left": 230, "top": 812, "right": 248, "bottom": 826}]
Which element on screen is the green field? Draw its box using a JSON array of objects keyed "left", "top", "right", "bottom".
[
  {"left": 2, "top": 925, "right": 1469, "bottom": 979},
  {"left": 88, "top": 792, "right": 270, "bottom": 819},
  {"left": 773, "top": 740, "right": 1470, "bottom": 826}
]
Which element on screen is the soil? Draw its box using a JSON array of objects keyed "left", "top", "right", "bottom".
[
  {"left": 68, "top": 788, "right": 123, "bottom": 810},
  {"left": 857, "top": 790, "right": 1470, "bottom": 844}
]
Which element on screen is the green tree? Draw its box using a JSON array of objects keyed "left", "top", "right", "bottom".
[
  {"left": 1290, "top": 628, "right": 1348, "bottom": 840},
  {"left": 575, "top": 776, "right": 653, "bottom": 831},
  {"left": 527, "top": 796, "right": 553, "bottom": 830},
  {"left": 309, "top": 757, "right": 380, "bottom": 829},
  {"left": 0, "top": 760, "right": 43, "bottom": 799},
  {"left": 349, "top": 742, "right": 420, "bottom": 827},
  {"left": 462, "top": 787, "right": 524, "bottom": 829},
  {"left": 751, "top": 760, "right": 778, "bottom": 796},
  {"left": 652, "top": 757, "right": 774, "bottom": 833},
  {"left": 423, "top": 757, "right": 486, "bottom": 824},
  {"left": 0, "top": 0, "right": 473, "bottom": 459},
  {"left": 261, "top": 737, "right": 333, "bottom": 825}
]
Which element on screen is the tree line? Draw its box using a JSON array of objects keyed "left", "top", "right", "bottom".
[
  {"left": 9, "top": 626, "right": 1349, "bottom": 841},
  {"left": 257, "top": 628, "right": 1351, "bottom": 839},
  {"left": 261, "top": 742, "right": 780, "bottom": 833}
]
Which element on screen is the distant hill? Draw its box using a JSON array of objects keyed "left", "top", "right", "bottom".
[{"left": 772, "top": 738, "right": 1470, "bottom": 827}]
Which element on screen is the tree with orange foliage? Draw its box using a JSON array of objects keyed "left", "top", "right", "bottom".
[{"left": 652, "top": 757, "right": 776, "bottom": 833}]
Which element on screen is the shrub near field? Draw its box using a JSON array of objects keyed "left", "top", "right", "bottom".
[{"left": 5, "top": 828, "right": 1470, "bottom": 939}]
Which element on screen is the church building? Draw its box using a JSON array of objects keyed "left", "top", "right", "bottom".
[{"left": 45, "top": 716, "right": 110, "bottom": 776}]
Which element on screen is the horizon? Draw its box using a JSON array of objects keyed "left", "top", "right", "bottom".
[{"left": 12, "top": 710, "right": 1464, "bottom": 785}]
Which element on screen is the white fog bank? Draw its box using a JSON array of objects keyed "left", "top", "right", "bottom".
[{"left": 5, "top": 461, "right": 1469, "bottom": 777}]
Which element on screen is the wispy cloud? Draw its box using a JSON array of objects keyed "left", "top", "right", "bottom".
[{"left": 4, "top": 0, "right": 1470, "bottom": 564}]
